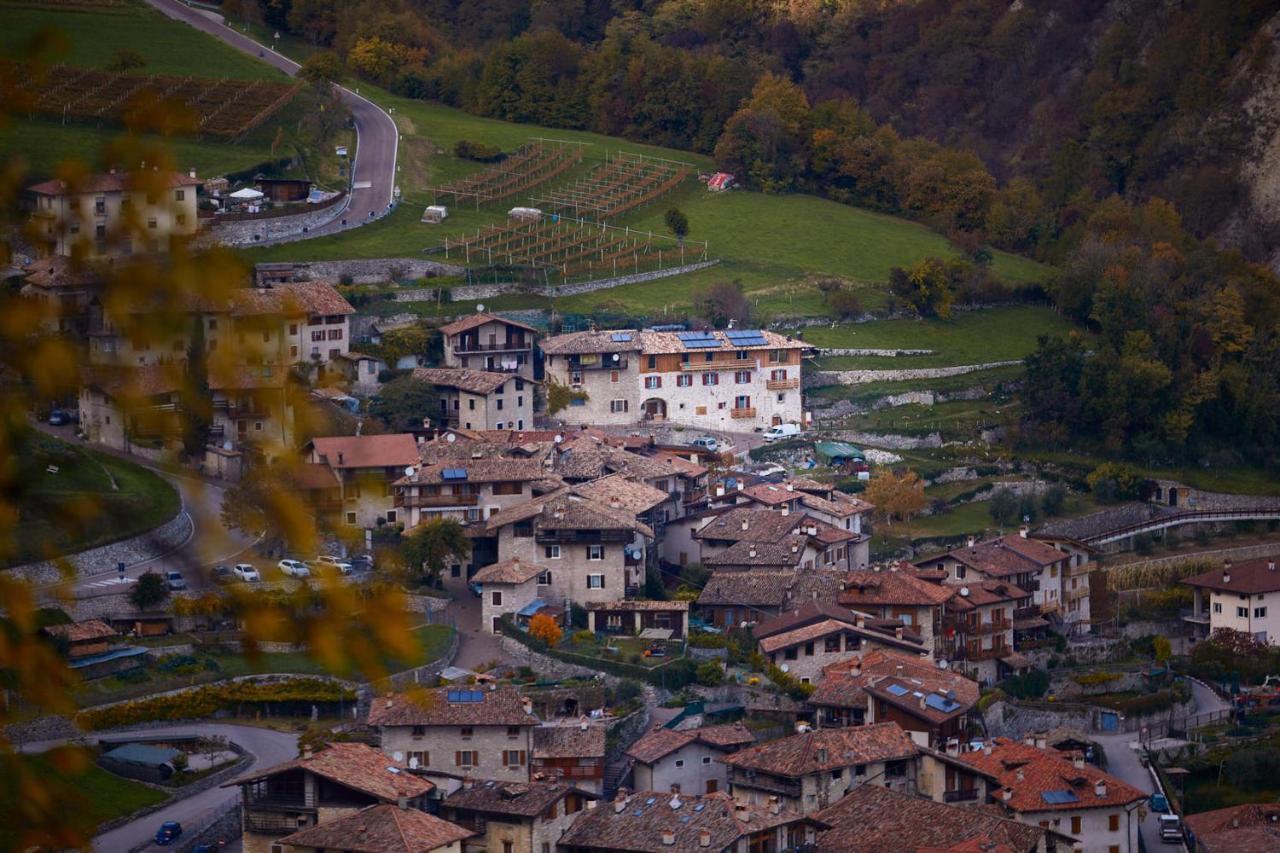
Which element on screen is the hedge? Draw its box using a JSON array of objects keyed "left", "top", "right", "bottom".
[
  {"left": 77, "top": 678, "right": 356, "bottom": 730},
  {"left": 500, "top": 618, "right": 696, "bottom": 689}
]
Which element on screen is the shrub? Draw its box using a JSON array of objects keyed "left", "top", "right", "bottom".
[
  {"left": 696, "top": 660, "right": 725, "bottom": 687},
  {"left": 572, "top": 630, "right": 596, "bottom": 648},
  {"left": 453, "top": 140, "right": 504, "bottom": 162},
  {"left": 78, "top": 678, "right": 355, "bottom": 730},
  {"left": 1073, "top": 671, "right": 1122, "bottom": 687},
  {"left": 614, "top": 680, "right": 644, "bottom": 704},
  {"left": 529, "top": 613, "right": 563, "bottom": 647},
  {"left": 1000, "top": 669, "right": 1050, "bottom": 700}
]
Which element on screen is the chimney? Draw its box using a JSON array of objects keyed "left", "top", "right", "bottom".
[
  {"left": 742, "top": 519, "right": 750, "bottom": 531},
  {"left": 699, "top": 830, "right": 712, "bottom": 848},
  {"left": 521, "top": 696, "right": 534, "bottom": 715},
  {"left": 967, "top": 535, "right": 976, "bottom": 548},
  {"left": 895, "top": 627, "right": 904, "bottom": 639},
  {"left": 786, "top": 483, "right": 794, "bottom": 492},
  {"left": 919, "top": 694, "right": 928, "bottom": 711},
  {"left": 1001, "top": 788, "right": 1012, "bottom": 802},
  {"left": 749, "top": 547, "right": 757, "bottom": 558},
  {"left": 302, "top": 745, "right": 313, "bottom": 759},
  {"left": 1224, "top": 559, "right": 1232, "bottom": 584},
  {"left": 463, "top": 778, "right": 474, "bottom": 790},
  {"left": 587, "top": 799, "right": 598, "bottom": 810},
  {"left": 855, "top": 614, "right": 865, "bottom": 628},
  {"left": 735, "top": 804, "right": 751, "bottom": 822},
  {"left": 1073, "top": 755, "right": 1085, "bottom": 769},
  {"left": 816, "top": 748, "right": 829, "bottom": 764},
  {"left": 781, "top": 506, "right": 789, "bottom": 516},
  {"left": 984, "top": 745, "right": 993, "bottom": 757},
  {"left": 662, "top": 831, "right": 676, "bottom": 846},
  {"left": 581, "top": 718, "right": 589, "bottom": 731},
  {"left": 1019, "top": 525, "right": 1028, "bottom": 539},
  {"left": 1016, "top": 770, "right": 1025, "bottom": 782},
  {"left": 397, "top": 796, "right": 408, "bottom": 810},
  {"left": 337, "top": 451, "right": 344, "bottom": 465},
  {"left": 670, "top": 795, "right": 683, "bottom": 810},
  {"left": 770, "top": 799, "right": 781, "bottom": 815},
  {"left": 1095, "top": 781, "right": 1106, "bottom": 798},
  {"left": 791, "top": 543, "right": 799, "bottom": 554}
]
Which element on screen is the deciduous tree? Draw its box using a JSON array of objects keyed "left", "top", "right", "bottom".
[
  {"left": 864, "top": 469, "right": 927, "bottom": 525},
  {"left": 402, "top": 518, "right": 469, "bottom": 584},
  {"left": 529, "top": 613, "right": 563, "bottom": 647}
]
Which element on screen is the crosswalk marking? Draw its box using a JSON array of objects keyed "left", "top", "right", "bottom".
[{"left": 83, "top": 576, "right": 136, "bottom": 589}]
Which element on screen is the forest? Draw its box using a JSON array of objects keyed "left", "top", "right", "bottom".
[{"left": 231, "top": 0, "right": 1280, "bottom": 468}]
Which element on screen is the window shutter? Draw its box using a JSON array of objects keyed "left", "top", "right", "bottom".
[{"left": 455, "top": 751, "right": 462, "bottom": 766}]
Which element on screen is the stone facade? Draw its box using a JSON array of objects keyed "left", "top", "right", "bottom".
[
  {"left": 380, "top": 723, "right": 534, "bottom": 786},
  {"left": 631, "top": 740, "right": 733, "bottom": 796},
  {"left": 497, "top": 526, "right": 631, "bottom": 611}
]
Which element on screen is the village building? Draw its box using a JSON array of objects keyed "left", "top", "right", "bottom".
[
  {"left": 813, "top": 783, "right": 1059, "bottom": 853},
  {"left": 540, "top": 328, "right": 809, "bottom": 432},
  {"left": 722, "top": 723, "right": 920, "bottom": 814},
  {"left": 393, "top": 458, "right": 550, "bottom": 531},
  {"left": 1182, "top": 558, "right": 1280, "bottom": 644},
  {"left": 28, "top": 169, "right": 201, "bottom": 257},
  {"left": 837, "top": 568, "right": 956, "bottom": 656},
  {"left": 43, "top": 619, "right": 118, "bottom": 659},
  {"left": 228, "top": 742, "right": 435, "bottom": 853},
  {"left": 412, "top": 367, "right": 534, "bottom": 432},
  {"left": 1181, "top": 801, "right": 1280, "bottom": 852},
  {"left": 531, "top": 721, "right": 607, "bottom": 795},
  {"left": 276, "top": 802, "right": 473, "bottom": 853},
  {"left": 440, "top": 313, "right": 538, "bottom": 382},
  {"left": 625, "top": 723, "right": 756, "bottom": 796},
  {"left": 808, "top": 649, "right": 979, "bottom": 748},
  {"left": 958, "top": 739, "right": 1146, "bottom": 853},
  {"left": 367, "top": 687, "right": 540, "bottom": 791},
  {"left": 439, "top": 778, "right": 596, "bottom": 853},
  {"left": 19, "top": 256, "right": 103, "bottom": 335},
  {"left": 941, "top": 579, "right": 1032, "bottom": 684},
  {"left": 556, "top": 790, "right": 826, "bottom": 853},
  {"left": 751, "top": 601, "right": 928, "bottom": 684},
  {"left": 586, "top": 600, "right": 690, "bottom": 640},
  {"left": 304, "top": 434, "right": 421, "bottom": 528}
]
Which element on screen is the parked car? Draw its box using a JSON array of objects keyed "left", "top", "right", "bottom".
[
  {"left": 350, "top": 553, "right": 374, "bottom": 573},
  {"left": 1149, "top": 792, "right": 1169, "bottom": 814},
  {"left": 232, "top": 563, "right": 261, "bottom": 582},
  {"left": 154, "top": 820, "right": 183, "bottom": 845},
  {"left": 689, "top": 435, "right": 721, "bottom": 452},
  {"left": 277, "top": 559, "right": 310, "bottom": 578},
  {"left": 211, "top": 565, "right": 234, "bottom": 585},
  {"left": 48, "top": 410, "right": 69, "bottom": 426},
  {"left": 164, "top": 570, "right": 187, "bottom": 591},
  {"left": 316, "top": 555, "right": 354, "bottom": 574},
  {"left": 1158, "top": 814, "right": 1183, "bottom": 844},
  {"left": 761, "top": 423, "right": 803, "bottom": 442}
]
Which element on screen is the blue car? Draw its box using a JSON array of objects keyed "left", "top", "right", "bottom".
[
  {"left": 1149, "top": 792, "right": 1170, "bottom": 814},
  {"left": 155, "top": 820, "right": 182, "bottom": 845}
]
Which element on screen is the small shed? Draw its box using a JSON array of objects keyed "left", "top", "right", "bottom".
[
  {"left": 43, "top": 619, "right": 117, "bottom": 659},
  {"left": 422, "top": 204, "right": 448, "bottom": 224},
  {"left": 255, "top": 175, "right": 312, "bottom": 203},
  {"left": 814, "top": 440, "right": 866, "bottom": 467},
  {"left": 707, "top": 172, "right": 735, "bottom": 192},
  {"left": 508, "top": 206, "right": 542, "bottom": 221},
  {"left": 98, "top": 743, "right": 181, "bottom": 783}
]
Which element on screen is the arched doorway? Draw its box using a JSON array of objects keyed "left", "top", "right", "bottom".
[{"left": 642, "top": 398, "right": 667, "bottom": 421}]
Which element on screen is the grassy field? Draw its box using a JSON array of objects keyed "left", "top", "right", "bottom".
[
  {"left": 8, "top": 432, "right": 181, "bottom": 568},
  {"left": 2, "top": 2, "right": 286, "bottom": 81}
]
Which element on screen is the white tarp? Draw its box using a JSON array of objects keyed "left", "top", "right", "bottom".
[{"left": 229, "top": 188, "right": 264, "bottom": 200}]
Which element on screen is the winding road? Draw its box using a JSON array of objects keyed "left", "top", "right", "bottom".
[
  {"left": 21, "top": 723, "right": 296, "bottom": 852},
  {"left": 145, "top": 0, "right": 399, "bottom": 238}
]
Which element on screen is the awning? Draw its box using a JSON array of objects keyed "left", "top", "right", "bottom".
[
  {"left": 518, "top": 599, "right": 548, "bottom": 618},
  {"left": 439, "top": 666, "right": 476, "bottom": 682},
  {"left": 639, "top": 628, "right": 674, "bottom": 640},
  {"left": 1001, "top": 652, "right": 1033, "bottom": 669},
  {"left": 229, "top": 187, "right": 264, "bottom": 200}
]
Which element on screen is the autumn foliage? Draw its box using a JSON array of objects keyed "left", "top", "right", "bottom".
[{"left": 528, "top": 613, "right": 564, "bottom": 647}]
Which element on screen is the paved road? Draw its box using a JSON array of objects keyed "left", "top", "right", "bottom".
[
  {"left": 35, "top": 422, "right": 257, "bottom": 595},
  {"left": 145, "top": 0, "right": 398, "bottom": 236},
  {"left": 21, "top": 723, "right": 296, "bottom": 852},
  {"left": 1091, "top": 678, "right": 1229, "bottom": 850}
]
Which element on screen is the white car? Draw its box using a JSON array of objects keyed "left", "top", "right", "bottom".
[
  {"left": 316, "top": 555, "right": 354, "bottom": 575},
  {"left": 277, "top": 559, "right": 311, "bottom": 578},
  {"left": 232, "top": 563, "right": 261, "bottom": 582}
]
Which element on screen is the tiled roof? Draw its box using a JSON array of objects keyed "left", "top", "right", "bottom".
[
  {"left": 28, "top": 170, "right": 201, "bottom": 195},
  {"left": 44, "top": 619, "right": 116, "bottom": 643},
  {"left": 485, "top": 491, "right": 654, "bottom": 538},
  {"left": 957, "top": 739, "right": 1145, "bottom": 813},
  {"left": 277, "top": 803, "right": 472, "bottom": 853},
  {"left": 1182, "top": 557, "right": 1280, "bottom": 594},
  {"left": 1183, "top": 802, "right": 1280, "bottom": 852},
  {"left": 21, "top": 256, "right": 104, "bottom": 288},
  {"left": 367, "top": 687, "right": 538, "bottom": 728},
  {"left": 83, "top": 363, "right": 184, "bottom": 398},
  {"left": 586, "top": 600, "right": 690, "bottom": 612},
  {"left": 411, "top": 367, "right": 510, "bottom": 395},
  {"left": 811, "top": 649, "right": 979, "bottom": 722},
  {"left": 227, "top": 281, "right": 354, "bottom": 317},
  {"left": 227, "top": 742, "right": 433, "bottom": 802},
  {"left": 648, "top": 450, "right": 706, "bottom": 477},
  {"left": 539, "top": 329, "right": 645, "bottom": 355},
  {"left": 721, "top": 724, "right": 918, "bottom": 778},
  {"left": 923, "top": 534, "right": 1066, "bottom": 578},
  {"left": 814, "top": 785, "right": 1047, "bottom": 853},
  {"left": 533, "top": 724, "right": 606, "bottom": 759},
  {"left": 439, "top": 312, "right": 537, "bottom": 337},
  {"left": 947, "top": 580, "right": 1029, "bottom": 611},
  {"left": 625, "top": 723, "right": 755, "bottom": 764},
  {"left": 557, "top": 791, "right": 821, "bottom": 852},
  {"left": 704, "top": 536, "right": 809, "bottom": 569},
  {"left": 395, "top": 457, "right": 546, "bottom": 486},
  {"left": 637, "top": 328, "right": 809, "bottom": 354},
  {"left": 472, "top": 557, "right": 542, "bottom": 585},
  {"left": 756, "top": 617, "right": 922, "bottom": 655},
  {"left": 695, "top": 507, "right": 801, "bottom": 544},
  {"left": 799, "top": 490, "right": 874, "bottom": 518},
  {"left": 741, "top": 482, "right": 804, "bottom": 507},
  {"left": 805, "top": 518, "right": 858, "bottom": 546},
  {"left": 573, "top": 473, "right": 669, "bottom": 514},
  {"left": 207, "top": 361, "right": 287, "bottom": 391},
  {"left": 554, "top": 441, "right": 674, "bottom": 482},
  {"left": 293, "top": 463, "right": 341, "bottom": 490},
  {"left": 443, "top": 780, "right": 594, "bottom": 817},
  {"left": 838, "top": 570, "right": 955, "bottom": 607},
  {"left": 311, "top": 434, "right": 420, "bottom": 470},
  {"left": 697, "top": 570, "right": 797, "bottom": 607},
  {"left": 753, "top": 600, "right": 856, "bottom": 639}
]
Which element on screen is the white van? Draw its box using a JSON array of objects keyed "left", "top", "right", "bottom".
[{"left": 762, "top": 423, "right": 802, "bottom": 443}]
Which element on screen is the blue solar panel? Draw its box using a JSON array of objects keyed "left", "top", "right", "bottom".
[
  {"left": 447, "top": 689, "right": 484, "bottom": 703},
  {"left": 645, "top": 797, "right": 657, "bottom": 805},
  {"left": 924, "top": 694, "right": 961, "bottom": 713},
  {"left": 1042, "top": 791, "right": 1079, "bottom": 805},
  {"left": 725, "top": 329, "right": 765, "bottom": 339},
  {"left": 694, "top": 803, "right": 706, "bottom": 812},
  {"left": 677, "top": 331, "right": 717, "bottom": 342},
  {"left": 682, "top": 339, "right": 722, "bottom": 349},
  {"left": 611, "top": 332, "right": 633, "bottom": 342},
  {"left": 442, "top": 468, "right": 468, "bottom": 481},
  {"left": 885, "top": 683, "right": 910, "bottom": 696}
]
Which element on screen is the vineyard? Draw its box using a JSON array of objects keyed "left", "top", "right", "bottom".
[
  {"left": 5, "top": 62, "right": 300, "bottom": 139},
  {"left": 531, "top": 151, "right": 694, "bottom": 222},
  {"left": 437, "top": 215, "right": 709, "bottom": 283},
  {"left": 430, "top": 138, "right": 587, "bottom": 208}
]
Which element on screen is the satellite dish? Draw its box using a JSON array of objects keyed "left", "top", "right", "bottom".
[
  {"left": 959, "top": 587, "right": 970, "bottom": 597},
  {"left": 446, "top": 433, "right": 457, "bottom": 443},
  {"left": 404, "top": 466, "right": 416, "bottom": 477},
  {"left": 476, "top": 303, "right": 485, "bottom": 313},
  {"left": 554, "top": 434, "right": 563, "bottom": 444},
  {"left": 408, "top": 756, "right": 419, "bottom": 769},
  {"left": 612, "top": 353, "right": 620, "bottom": 361},
  {"left": 393, "top": 751, "right": 404, "bottom": 762},
  {"left": 937, "top": 659, "right": 950, "bottom": 670},
  {"left": 780, "top": 664, "right": 790, "bottom": 673}
]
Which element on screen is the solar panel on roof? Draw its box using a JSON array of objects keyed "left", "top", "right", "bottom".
[
  {"left": 694, "top": 803, "right": 706, "bottom": 812},
  {"left": 611, "top": 332, "right": 633, "bottom": 342},
  {"left": 885, "top": 684, "right": 910, "bottom": 696},
  {"left": 1042, "top": 791, "right": 1079, "bottom": 805},
  {"left": 924, "top": 694, "right": 962, "bottom": 713},
  {"left": 447, "top": 689, "right": 484, "bottom": 703},
  {"left": 645, "top": 797, "right": 657, "bottom": 805},
  {"left": 633, "top": 809, "right": 645, "bottom": 816},
  {"left": 677, "top": 331, "right": 715, "bottom": 341},
  {"left": 683, "top": 338, "right": 722, "bottom": 349},
  {"left": 442, "top": 468, "right": 468, "bottom": 481}
]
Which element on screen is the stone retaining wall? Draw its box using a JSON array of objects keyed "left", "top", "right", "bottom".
[
  {"left": 818, "top": 347, "right": 934, "bottom": 357},
  {"left": 208, "top": 201, "right": 346, "bottom": 246},
  {"left": 13, "top": 509, "right": 192, "bottom": 587},
  {"left": 807, "top": 360, "right": 1021, "bottom": 388},
  {"left": 498, "top": 637, "right": 602, "bottom": 681},
  {"left": 289, "top": 258, "right": 466, "bottom": 285}
]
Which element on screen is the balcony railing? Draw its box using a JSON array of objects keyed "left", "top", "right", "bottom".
[
  {"left": 536, "top": 530, "right": 632, "bottom": 545},
  {"left": 395, "top": 493, "right": 479, "bottom": 508},
  {"left": 1067, "top": 585, "right": 1089, "bottom": 601},
  {"left": 244, "top": 809, "right": 312, "bottom": 835},
  {"left": 954, "top": 645, "right": 1009, "bottom": 662},
  {"left": 453, "top": 341, "right": 532, "bottom": 354},
  {"left": 731, "top": 407, "right": 757, "bottom": 419},
  {"left": 766, "top": 378, "right": 800, "bottom": 390},
  {"left": 679, "top": 359, "right": 755, "bottom": 371},
  {"left": 569, "top": 357, "right": 628, "bottom": 370},
  {"left": 1181, "top": 609, "right": 1211, "bottom": 624},
  {"left": 944, "top": 789, "right": 980, "bottom": 803}
]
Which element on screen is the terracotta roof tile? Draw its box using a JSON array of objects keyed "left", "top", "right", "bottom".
[
  {"left": 838, "top": 570, "right": 955, "bottom": 608},
  {"left": 721, "top": 724, "right": 918, "bottom": 778},
  {"left": 539, "top": 329, "right": 644, "bottom": 355},
  {"left": 277, "top": 803, "right": 471, "bottom": 852},
  {"left": 311, "top": 434, "right": 420, "bottom": 469},
  {"left": 485, "top": 491, "right": 654, "bottom": 538},
  {"left": 1183, "top": 802, "right": 1280, "bottom": 852},
  {"left": 227, "top": 742, "right": 433, "bottom": 802},
  {"left": 625, "top": 723, "right": 755, "bottom": 764},
  {"left": 439, "top": 312, "right": 538, "bottom": 337},
  {"left": 704, "top": 536, "right": 809, "bottom": 569},
  {"left": 957, "top": 739, "right": 1145, "bottom": 813},
  {"left": 811, "top": 650, "right": 979, "bottom": 722},
  {"left": 1183, "top": 557, "right": 1280, "bottom": 594},
  {"left": 472, "top": 557, "right": 542, "bottom": 585},
  {"left": 443, "top": 780, "right": 594, "bottom": 817},
  {"left": 411, "top": 367, "right": 511, "bottom": 395},
  {"left": 28, "top": 170, "right": 201, "bottom": 195},
  {"left": 395, "top": 457, "right": 546, "bottom": 486},
  {"left": 697, "top": 571, "right": 798, "bottom": 608},
  {"left": 44, "top": 619, "right": 115, "bottom": 643},
  {"left": 921, "top": 534, "right": 1066, "bottom": 579},
  {"left": 573, "top": 473, "right": 669, "bottom": 514},
  {"left": 695, "top": 507, "right": 801, "bottom": 544},
  {"left": 367, "top": 687, "right": 538, "bottom": 728}
]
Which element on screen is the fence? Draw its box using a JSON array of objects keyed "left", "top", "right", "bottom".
[{"left": 498, "top": 617, "right": 696, "bottom": 689}]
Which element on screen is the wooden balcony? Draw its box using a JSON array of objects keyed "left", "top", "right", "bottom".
[
  {"left": 680, "top": 359, "right": 755, "bottom": 371},
  {"left": 944, "top": 789, "right": 981, "bottom": 803},
  {"left": 766, "top": 378, "right": 800, "bottom": 390},
  {"left": 453, "top": 341, "right": 532, "bottom": 355},
  {"left": 731, "top": 407, "right": 757, "bottom": 419},
  {"left": 1067, "top": 585, "right": 1090, "bottom": 601},
  {"left": 536, "top": 529, "right": 631, "bottom": 545},
  {"left": 955, "top": 645, "right": 1009, "bottom": 662},
  {"left": 395, "top": 493, "right": 479, "bottom": 508}
]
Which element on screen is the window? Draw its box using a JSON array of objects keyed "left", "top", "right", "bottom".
[
  {"left": 1071, "top": 816, "right": 1081, "bottom": 834},
  {"left": 1256, "top": 607, "right": 1268, "bottom": 618},
  {"left": 496, "top": 399, "right": 504, "bottom": 410},
  {"left": 675, "top": 759, "right": 684, "bottom": 768},
  {"left": 455, "top": 750, "right": 478, "bottom": 767},
  {"left": 1108, "top": 814, "right": 1120, "bottom": 832},
  {"left": 769, "top": 350, "right": 783, "bottom": 363},
  {"left": 387, "top": 510, "right": 397, "bottom": 523},
  {"left": 676, "top": 374, "right": 692, "bottom": 387},
  {"left": 147, "top": 217, "right": 157, "bottom": 230},
  {"left": 784, "top": 647, "right": 798, "bottom": 660},
  {"left": 695, "top": 406, "right": 707, "bottom": 415},
  {"left": 610, "top": 370, "right": 619, "bottom": 383},
  {"left": 588, "top": 574, "right": 605, "bottom": 589},
  {"left": 644, "top": 376, "right": 661, "bottom": 389},
  {"left": 1213, "top": 602, "right": 1222, "bottom": 613},
  {"left": 545, "top": 545, "right": 561, "bottom": 559},
  {"left": 408, "top": 750, "right": 428, "bottom": 767},
  {"left": 492, "top": 591, "right": 503, "bottom": 607},
  {"left": 289, "top": 323, "right": 298, "bottom": 335},
  {"left": 588, "top": 545, "right": 604, "bottom": 561},
  {"left": 648, "top": 355, "right": 657, "bottom": 369},
  {"left": 311, "top": 330, "right": 325, "bottom": 342},
  {"left": 702, "top": 373, "right": 718, "bottom": 386},
  {"left": 504, "top": 842, "right": 514, "bottom": 853},
  {"left": 831, "top": 769, "right": 842, "bottom": 780},
  {"left": 702, "top": 756, "right": 712, "bottom": 765},
  {"left": 327, "top": 328, "right": 343, "bottom": 340},
  {"left": 517, "top": 396, "right": 523, "bottom": 407},
  {"left": 770, "top": 368, "right": 787, "bottom": 381},
  {"left": 175, "top": 190, "right": 185, "bottom": 201},
  {"left": 516, "top": 379, "right": 524, "bottom": 391},
  {"left": 468, "top": 399, "right": 476, "bottom": 411},
  {"left": 1239, "top": 606, "right": 1249, "bottom": 618},
  {"left": 825, "top": 636, "right": 841, "bottom": 653},
  {"left": 176, "top": 214, "right": 186, "bottom": 225},
  {"left": 680, "top": 353, "right": 690, "bottom": 364},
  {"left": 735, "top": 395, "right": 751, "bottom": 409},
  {"left": 411, "top": 725, "right": 426, "bottom": 738},
  {"left": 735, "top": 370, "right": 752, "bottom": 384},
  {"left": 610, "top": 399, "right": 629, "bottom": 413},
  {"left": 460, "top": 726, "right": 474, "bottom": 739},
  {"left": 705, "top": 352, "right": 715, "bottom": 362},
  {"left": 570, "top": 371, "right": 583, "bottom": 385},
  {"left": 346, "top": 512, "right": 357, "bottom": 525}
]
